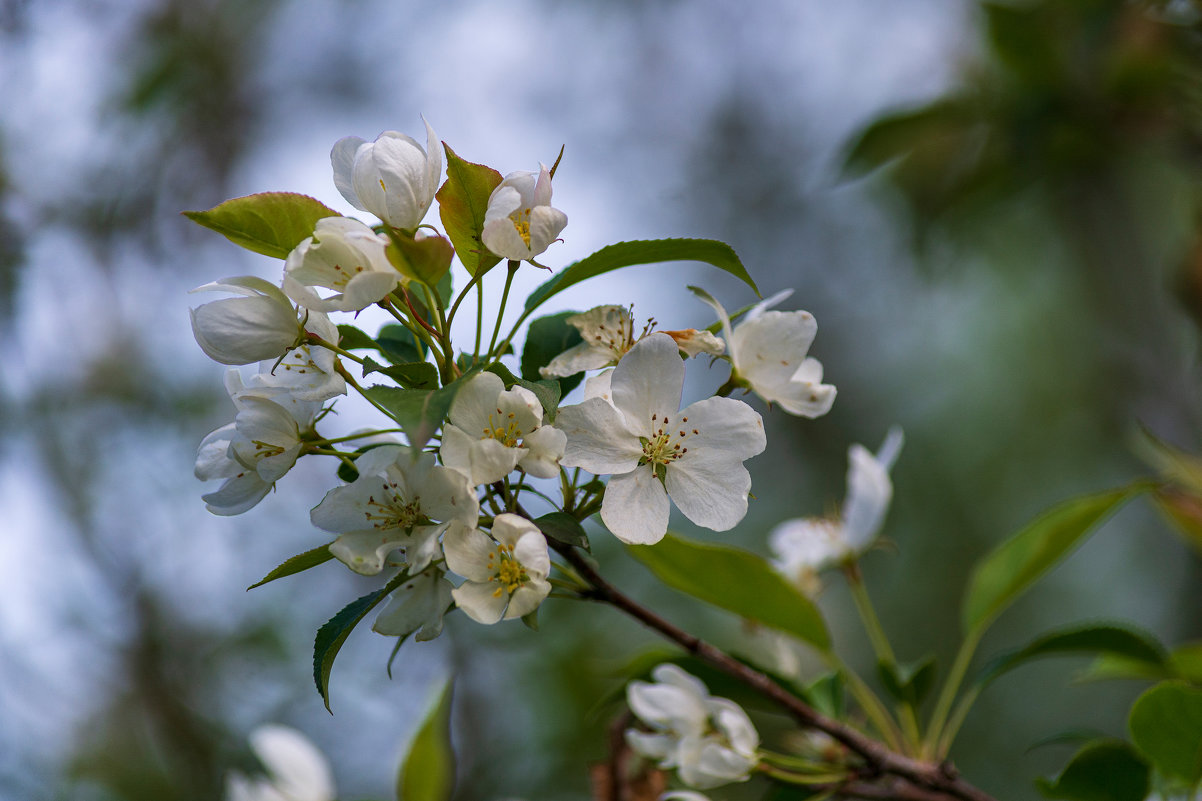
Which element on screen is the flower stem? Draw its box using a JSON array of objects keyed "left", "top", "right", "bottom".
[
  {"left": 924, "top": 628, "right": 983, "bottom": 759},
  {"left": 486, "top": 261, "right": 520, "bottom": 359}
]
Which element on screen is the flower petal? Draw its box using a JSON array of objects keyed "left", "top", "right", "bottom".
[
  {"left": 611, "top": 333, "right": 684, "bottom": 434},
  {"left": 601, "top": 467, "right": 670, "bottom": 544},
  {"left": 451, "top": 580, "right": 507, "bottom": 625},
  {"left": 665, "top": 455, "right": 752, "bottom": 532},
  {"left": 442, "top": 521, "right": 499, "bottom": 582},
  {"left": 556, "top": 398, "right": 642, "bottom": 475}
]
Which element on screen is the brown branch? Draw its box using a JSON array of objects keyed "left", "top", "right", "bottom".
[{"left": 543, "top": 537, "right": 997, "bottom": 801}]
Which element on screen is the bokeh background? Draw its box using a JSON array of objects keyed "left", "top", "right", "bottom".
[{"left": 3, "top": 1, "right": 1202, "bottom": 799}]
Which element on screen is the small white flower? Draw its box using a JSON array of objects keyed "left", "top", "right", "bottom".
[
  {"left": 190, "top": 277, "right": 302, "bottom": 366},
  {"left": 244, "top": 311, "right": 347, "bottom": 403},
  {"left": 331, "top": 120, "right": 443, "bottom": 230},
  {"left": 770, "top": 427, "right": 904, "bottom": 586},
  {"left": 440, "top": 372, "right": 566, "bottom": 486},
  {"left": 284, "top": 216, "right": 400, "bottom": 312},
  {"left": 662, "top": 328, "right": 725, "bottom": 358},
  {"left": 372, "top": 567, "right": 455, "bottom": 641},
  {"left": 195, "top": 423, "right": 274, "bottom": 516},
  {"left": 225, "top": 724, "right": 334, "bottom": 801},
  {"left": 556, "top": 334, "right": 766, "bottom": 545},
  {"left": 481, "top": 164, "right": 568, "bottom": 261},
  {"left": 444, "top": 514, "right": 551, "bottom": 624},
  {"left": 310, "top": 445, "right": 478, "bottom": 575},
  {"left": 626, "top": 664, "right": 759, "bottom": 790},
  {"left": 696, "top": 288, "right": 836, "bottom": 418},
  {"left": 540, "top": 305, "right": 638, "bottom": 378}
]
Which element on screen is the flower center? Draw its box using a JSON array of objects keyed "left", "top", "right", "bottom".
[
  {"left": 249, "top": 439, "right": 286, "bottom": 460},
  {"left": 363, "top": 480, "right": 424, "bottom": 530},
  {"left": 510, "top": 208, "right": 533, "bottom": 247},
  {"left": 487, "top": 542, "right": 529, "bottom": 596},
  {"left": 639, "top": 414, "right": 696, "bottom": 475},
  {"left": 327, "top": 262, "right": 365, "bottom": 289},
  {"left": 482, "top": 409, "right": 524, "bottom": 447}
]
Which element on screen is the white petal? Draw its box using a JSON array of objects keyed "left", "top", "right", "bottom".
[
  {"left": 526, "top": 205, "right": 568, "bottom": 255},
  {"left": 518, "top": 425, "right": 566, "bottom": 478},
  {"left": 202, "top": 471, "right": 272, "bottom": 516},
  {"left": 540, "top": 341, "right": 613, "bottom": 377},
  {"left": 328, "top": 530, "right": 404, "bottom": 575},
  {"left": 665, "top": 456, "right": 752, "bottom": 532},
  {"left": 372, "top": 570, "right": 453, "bottom": 641},
  {"left": 650, "top": 664, "right": 710, "bottom": 699},
  {"left": 841, "top": 441, "right": 895, "bottom": 552},
  {"left": 730, "top": 310, "right": 816, "bottom": 393},
  {"left": 448, "top": 372, "right": 507, "bottom": 432},
  {"left": 675, "top": 396, "right": 766, "bottom": 461},
  {"left": 555, "top": 398, "right": 642, "bottom": 475},
  {"left": 624, "top": 730, "right": 677, "bottom": 761},
  {"left": 601, "top": 468, "right": 670, "bottom": 545},
  {"left": 504, "top": 578, "right": 550, "bottom": 619},
  {"left": 626, "top": 681, "right": 708, "bottom": 733},
  {"left": 331, "top": 136, "right": 367, "bottom": 210},
  {"left": 442, "top": 520, "right": 500, "bottom": 582},
  {"left": 249, "top": 724, "right": 335, "bottom": 801},
  {"left": 452, "top": 580, "right": 507, "bottom": 625},
  {"left": 611, "top": 334, "right": 684, "bottom": 434},
  {"left": 709, "top": 699, "right": 759, "bottom": 754}
]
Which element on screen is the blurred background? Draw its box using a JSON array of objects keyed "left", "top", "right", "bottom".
[{"left": 3, "top": 0, "right": 1202, "bottom": 799}]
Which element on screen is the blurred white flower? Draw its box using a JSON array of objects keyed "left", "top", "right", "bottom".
[
  {"left": 481, "top": 164, "right": 567, "bottom": 261},
  {"left": 770, "top": 427, "right": 904, "bottom": 588},
  {"left": 331, "top": 120, "right": 443, "bottom": 230},
  {"left": 556, "top": 334, "right": 765, "bottom": 544},
  {"left": 284, "top": 216, "right": 399, "bottom": 312},
  {"left": 190, "top": 276, "right": 302, "bottom": 366},
  {"left": 626, "top": 664, "right": 759, "bottom": 789},
  {"left": 373, "top": 566, "right": 455, "bottom": 641},
  {"left": 444, "top": 514, "right": 551, "bottom": 624},
  {"left": 226, "top": 724, "right": 334, "bottom": 801}
]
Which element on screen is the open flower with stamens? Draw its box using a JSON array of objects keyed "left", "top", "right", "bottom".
[
  {"left": 556, "top": 333, "right": 766, "bottom": 544},
  {"left": 540, "top": 305, "right": 639, "bottom": 378},
  {"left": 310, "top": 445, "right": 478, "bottom": 575},
  {"left": 372, "top": 566, "right": 455, "bottom": 642},
  {"left": 330, "top": 120, "right": 443, "bottom": 231},
  {"left": 626, "top": 664, "right": 759, "bottom": 789},
  {"left": 481, "top": 164, "right": 567, "bottom": 262},
  {"left": 770, "top": 427, "right": 903, "bottom": 589},
  {"left": 243, "top": 311, "right": 346, "bottom": 403},
  {"left": 443, "top": 514, "right": 551, "bottom": 624},
  {"left": 694, "top": 287, "right": 836, "bottom": 418},
  {"left": 190, "top": 276, "right": 303, "bottom": 366},
  {"left": 440, "top": 372, "right": 566, "bottom": 486},
  {"left": 284, "top": 217, "right": 400, "bottom": 312}
]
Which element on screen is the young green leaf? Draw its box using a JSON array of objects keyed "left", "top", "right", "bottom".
[
  {"left": 363, "top": 376, "right": 473, "bottom": 451},
  {"left": 387, "top": 232, "right": 455, "bottom": 288},
  {"left": 629, "top": 533, "right": 830, "bottom": 652},
  {"left": 336, "top": 324, "right": 380, "bottom": 351},
  {"left": 397, "top": 678, "right": 455, "bottom": 801},
  {"left": 534, "top": 511, "right": 590, "bottom": 551},
  {"left": 975, "top": 622, "right": 1168, "bottom": 688},
  {"left": 362, "top": 356, "right": 439, "bottom": 390},
  {"left": 520, "top": 311, "right": 585, "bottom": 395},
  {"left": 1128, "top": 681, "right": 1202, "bottom": 783},
  {"left": 378, "top": 324, "right": 425, "bottom": 364},
  {"left": 183, "top": 192, "right": 340, "bottom": 259},
  {"left": 313, "top": 570, "right": 410, "bottom": 711},
  {"left": 247, "top": 543, "right": 336, "bottom": 590},
  {"left": 436, "top": 144, "right": 503, "bottom": 277},
  {"left": 962, "top": 485, "right": 1147, "bottom": 636},
  {"left": 523, "top": 239, "right": 760, "bottom": 314},
  {"left": 877, "top": 656, "right": 937, "bottom": 707},
  {"left": 1035, "top": 739, "right": 1149, "bottom": 801}
]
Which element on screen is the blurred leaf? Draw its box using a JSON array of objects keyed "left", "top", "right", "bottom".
[
  {"left": 1128, "top": 681, "right": 1202, "bottom": 783},
  {"left": 962, "top": 485, "right": 1147, "bottom": 635},
  {"left": 977, "top": 622, "right": 1168, "bottom": 688},
  {"left": 521, "top": 311, "right": 585, "bottom": 396},
  {"left": 524, "top": 239, "right": 759, "bottom": 314},
  {"left": 183, "top": 192, "right": 338, "bottom": 259},
  {"left": 1035, "top": 739, "right": 1149, "bottom": 801},
  {"left": 484, "top": 362, "right": 562, "bottom": 420},
  {"left": 984, "top": 2, "right": 1061, "bottom": 86},
  {"left": 397, "top": 678, "right": 455, "bottom": 801},
  {"left": 337, "top": 324, "right": 379, "bottom": 351},
  {"left": 1151, "top": 488, "right": 1202, "bottom": 556},
  {"left": 388, "top": 232, "right": 455, "bottom": 288},
  {"left": 313, "top": 570, "right": 410, "bottom": 711},
  {"left": 363, "top": 376, "right": 474, "bottom": 451},
  {"left": 247, "top": 543, "right": 335, "bottom": 590},
  {"left": 1133, "top": 425, "right": 1202, "bottom": 494},
  {"left": 535, "top": 512, "right": 590, "bottom": 551},
  {"left": 629, "top": 533, "right": 830, "bottom": 652},
  {"left": 878, "top": 655, "right": 936, "bottom": 707},
  {"left": 436, "top": 144, "right": 502, "bottom": 277},
  {"left": 1026, "top": 729, "right": 1112, "bottom": 754},
  {"left": 1170, "top": 642, "right": 1202, "bottom": 683},
  {"left": 362, "top": 355, "right": 439, "bottom": 390},
  {"left": 803, "top": 672, "right": 844, "bottom": 719},
  {"left": 378, "top": 323, "right": 425, "bottom": 363}
]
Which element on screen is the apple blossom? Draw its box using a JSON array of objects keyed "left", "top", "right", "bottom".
[
  {"left": 225, "top": 724, "right": 335, "bottom": 801},
  {"left": 372, "top": 566, "right": 455, "bottom": 641},
  {"left": 481, "top": 164, "right": 568, "bottom": 262},
  {"left": 310, "top": 445, "right": 478, "bottom": 575},
  {"left": 331, "top": 120, "right": 443, "bottom": 230},
  {"left": 770, "top": 427, "right": 904, "bottom": 587},
  {"left": 195, "top": 423, "right": 274, "bottom": 516},
  {"left": 243, "top": 310, "right": 346, "bottom": 403},
  {"left": 190, "top": 276, "right": 303, "bottom": 365},
  {"left": 626, "top": 664, "right": 759, "bottom": 789},
  {"left": 695, "top": 287, "right": 836, "bottom": 418},
  {"left": 556, "top": 333, "right": 766, "bottom": 544},
  {"left": 440, "top": 372, "right": 566, "bottom": 485},
  {"left": 283, "top": 216, "right": 400, "bottom": 312},
  {"left": 444, "top": 514, "right": 551, "bottom": 624}
]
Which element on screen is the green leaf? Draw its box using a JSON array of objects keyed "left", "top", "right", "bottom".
[
  {"left": 1151, "top": 488, "right": 1202, "bottom": 557},
  {"left": 1128, "top": 681, "right": 1202, "bottom": 783},
  {"left": 336, "top": 324, "right": 379, "bottom": 351},
  {"left": 363, "top": 375, "right": 473, "bottom": 451},
  {"left": 247, "top": 544, "right": 335, "bottom": 590},
  {"left": 803, "top": 672, "right": 844, "bottom": 719},
  {"left": 378, "top": 324, "right": 425, "bottom": 363},
  {"left": 397, "top": 677, "right": 455, "bottom": 801},
  {"left": 523, "top": 239, "right": 759, "bottom": 314},
  {"left": 520, "top": 311, "right": 585, "bottom": 396},
  {"left": 629, "top": 533, "right": 830, "bottom": 652},
  {"left": 962, "top": 485, "right": 1147, "bottom": 635},
  {"left": 1170, "top": 642, "right": 1202, "bottom": 683},
  {"left": 387, "top": 232, "right": 455, "bottom": 288},
  {"left": 1134, "top": 425, "right": 1202, "bottom": 495},
  {"left": 877, "top": 656, "right": 937, "bottom": 706},
  {"left": 483, "top": 362, "right": 561, "bottom": 421},
  {"left": 976, "top": 622, "right": 1168, "bottom": 688},
  {"left": 1035, "top": 740, "right": 1149, "bottom": 801},
  {"left": 362, "top": 355, "right": 439, "bottom": 390},
  {"left": 534, "top": 512, "right": 590, "bottom": 551},
  {"left": 436, "top": 144, "right": 503, "bottom": 277},
  {"left": 183, "top": 192, "right": 339, "bottom": 259},
  {"left": 313, "top": 570, "right": 410, "bottom": 711}
]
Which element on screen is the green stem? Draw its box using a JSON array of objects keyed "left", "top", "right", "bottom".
[
  {"left": 757, "top": 764, "right": 850, "bottom": 786},
  {"left": 445, "top": 268, "right": 484, "bottom": 332},
  {"left": 336, "top": 364, "right": 399, "bottom": 422},
  {"left": 308, "top": 336, "right": 367, "bottom": 365},
  {"left": 473, "top": 271, "right": 485, "bottom": 361},
  {"left": 486, "top": 261, "right": 520, "bottom": 359},
  {"left": 934, "top": 685, "right": 982, "bottom": 759},
  {"left": 924, "top": 628, "right": 983, "bottom": 759},
  {"left": 311, "top": 428, "right": 405, "bottom": 446},
  {"left": 824, "top": 653, "right": 905, "bottom": 753}
]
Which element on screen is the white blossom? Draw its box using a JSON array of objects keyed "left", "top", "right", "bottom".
[
  {"left": 770, "top": 427, "right": 904, "bottom": 587},
  {"left": 284, "top": 216, "right": 399, "bottom": 312},
  {"left": 440, "top": 372, "right": 566, "bottom": 485},
  {"left": 540, "top": 305, "right": 638, "bottom": 378},
  {"left": 556, "top": 334, "right": 766, "bottom": 545},
  {"left": 190, "top": 277, "right": 302, "bottom": 366},
  {"left": 225, "top": 724, "right": 334, "bottom": 801},
  {"left": 243, "top": 310, "right": 346, "bottom": 403},
  {"left": 310, "top": 445, "right": 478, "bottom": 575},
  {"left": 331, "top": 120, "right": 443, "bottom": 230},
  {"left": 626, "top": 664, "right": 759, "bottom": 789},
  {"left": 443, "top": 514, "right": 551, "bottom": 624},
  {"left": 481, "top": 164, "right": 567, "bottom": 261},
  {"left": 373, "top": 567, "right": 455, "bottom": 641},
  {"left": 696, "top": 287, "right": 836, "bottom": 418}
]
